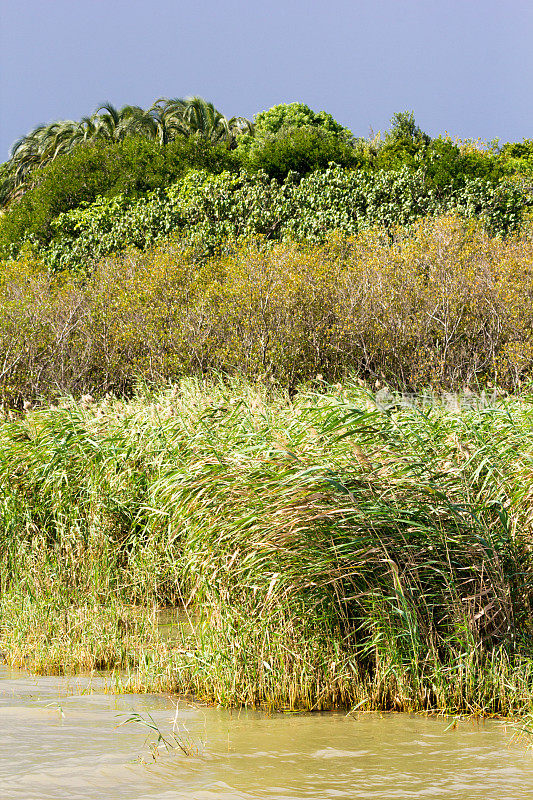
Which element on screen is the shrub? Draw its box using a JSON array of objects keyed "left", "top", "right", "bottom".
[
  {"left": 0, "top": 256, "right": 83, "bottom": 402},
  {"left": 2, "top": 216, "right": 533, "bottom": 402},
  {"left": 422, "top": 136, "right": 504, "bottom": 189},
  {"left": 45, "top": 191, "right": 181, "bottom": 273},
  {"left": 500, "top": 139, "right": 533, "bottom": 179},
  {"left": 38, "top": 166, "right": 532, "bottom": 273},
  {"left": 252, "top": 102, "right": 352, "bottom": 137},
  {"left": 0, "top": 137, "right": 238, "bottom": 257},
  {"left": 240, "top": 126, "right": 361, "bottom": 181},
  {"left": 235, "top": 102, "right": 356, "bottom": 180}
]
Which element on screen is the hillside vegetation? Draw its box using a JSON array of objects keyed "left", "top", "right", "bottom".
[
  {"left": 2, "top": 100, "right": 533, "bottom": 268},
  {"left": 2, "top": 100, "right": 533, "bottom": 714}
]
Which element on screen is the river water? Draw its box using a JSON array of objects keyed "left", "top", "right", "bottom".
[{"left": 1, "top": 665, "right": 532, "bottom": 800}]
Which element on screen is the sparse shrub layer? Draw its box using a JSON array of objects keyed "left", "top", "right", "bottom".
[
  {"left": 2, "top": 215, "right": 533, "bottom": 405},
  {"left": 1, "top": 380, "right": 533, "bottom": 714}
]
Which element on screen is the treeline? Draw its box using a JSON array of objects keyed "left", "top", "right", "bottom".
[
  {"left": 2, "top": 217, "right": 533, "bottom": 405},
  {"left": 2, "top": 100, "right": 533, "bottom": 265}
]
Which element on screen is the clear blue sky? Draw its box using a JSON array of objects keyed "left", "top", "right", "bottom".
[{"left": 1, "top": 0, "right": 532, "bottom": 159}]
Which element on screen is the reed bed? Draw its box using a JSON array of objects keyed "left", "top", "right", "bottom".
[{"left": 1, "top": 379, "right": 533, "bottom": 713}]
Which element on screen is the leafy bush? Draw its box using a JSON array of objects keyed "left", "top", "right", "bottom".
[
  {"left": 0, "top": 137, "right": 238, "bottom": 256},
  {"left": 39, "top": 166, "right": 531, "bottom": 272},
  {"left": 252, "top": 102, "right": 352, "bottom": 137},
  {"left": 499, "top": 140, "right": 533, "bottom": 181},
  {"left": 241, "top": 126, "right": 361, "bottom": 180},
  {"left": 45, "top": 191, "right": 180, "bottom": 273},
  {"left": 236, "top": 102, "right": 356, "bottom": 180},
  {"left": 366, "top": 111, "right": 431, "bottom": 172},
  {"left": 422, "top": 136, "right": 504, "bottom": 189},
  {"left": 359, "top": 114, "right": 504, "bottom": 189}
]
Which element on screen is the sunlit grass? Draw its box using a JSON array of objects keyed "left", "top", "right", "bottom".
[{"left": 1, "top": 378, "right": 533, "bottom": 713}]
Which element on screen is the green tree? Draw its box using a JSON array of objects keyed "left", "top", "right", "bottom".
[
  {"left": 0, "top": 137, "right": 238, "bottom": 254},
  {"left": 1, "top": 97, "right": 252, "bottom": 204},
  {"left": 371, "top": 112, "right": 431, "bottom": 171},
  {"left": 236, "top": 102, "right": 356, "bottom": 180},
  {"left": 242, "top": 126, "right": 361, "bottom": 181},
  {"left": 152, "top": 96, "right": 253, "bottom": 147},
  {"left": 253, "top": 102, "right": 351, "bottom": 138},
  {"left": 386, "top": 111, "right": 431, "bottom": 146},
  {"left": 89, "top": 103, "right": 157, "bottom": 143}
]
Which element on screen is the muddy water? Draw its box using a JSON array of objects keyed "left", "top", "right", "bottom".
[{"left": 1, "top": 666, "right": 532, "bottom": 800}]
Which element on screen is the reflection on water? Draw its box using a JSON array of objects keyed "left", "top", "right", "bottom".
[{"left": 1, "top": 664, "right": 532, "bottom": 800}]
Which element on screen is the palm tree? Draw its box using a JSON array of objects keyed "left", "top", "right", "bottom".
[
  {"left": 152, "top": 96, "right": 253, "bottom": 147},
  {"left": 6, "top": 119, "right": 87, "bottom": 197},
  {"left": 1, "top": 96, "right": 254, "bottom": 204},
  {"left": 90, "top": 103, "right": 157, "bottom": 143}
]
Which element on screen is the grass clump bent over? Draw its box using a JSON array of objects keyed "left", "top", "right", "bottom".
[{"left": 1, "top": 379, "right": 533, "bottom": 714}]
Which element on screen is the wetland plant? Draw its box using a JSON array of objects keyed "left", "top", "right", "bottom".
[
  {"left": 118, "top": 706, "right": 205, "bottom": 760},
  {"left": 1, "top": 379, "right": 533, "bottom": 714}
]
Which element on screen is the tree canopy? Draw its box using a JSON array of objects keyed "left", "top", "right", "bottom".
[
  {"left": 1, "top": 96, "right": 252, "bottom": 204},
  {"left": 252, "top": 102, "right": 352, "bottom": 138}
]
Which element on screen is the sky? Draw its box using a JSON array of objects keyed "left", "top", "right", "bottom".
[{"left": 1, "top": 0, "right": 532, "bottom": 160}]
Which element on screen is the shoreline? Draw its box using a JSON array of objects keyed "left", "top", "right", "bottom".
[{"left": 1, "top": 380, "right": 533, "bottom": 716}]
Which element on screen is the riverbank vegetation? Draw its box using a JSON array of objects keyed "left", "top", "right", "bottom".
[
  {"left": 2, "top": 98, "right": 533, "bottom": 714},
  {"left": 1, "top": 380, "right": 533, "bottom": 714},
  {"left": 1, "top": 216, "right": 533, "bottom": 406}
]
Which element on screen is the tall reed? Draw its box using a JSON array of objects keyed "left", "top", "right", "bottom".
[{"left": 1, "top": 379, "right": 532, "bottom": 712}]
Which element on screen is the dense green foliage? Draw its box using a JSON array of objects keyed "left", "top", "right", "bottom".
[
  {"left": 241, "top": 127, "right": 361, "bottom": 181},
  {"left": 0, "top": 96, "right": 252, "bottom": 204},
  {"left": 0, "top": 137, "right": 238, "bottom": 253},
  {"left": 4, "top": 99, "right": 533, "bottom": 264},
  {"left": 35, "top": 166, "right": 530, "bottom": 272},
  {"left": 500, "top": 139, "right": 533, "bottom": 177},
  {"left": 235, "top": 102, "right": 357, "bottom": 179},
  {"left": 1, "top": 381, "right": 533, "bottom": 713},
  {"left": 253, "top": 102, "right": 352, "bottom": 137}
]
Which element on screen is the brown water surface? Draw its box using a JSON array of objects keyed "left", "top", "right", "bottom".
[{"left": 1, "top": 665, "right": 532, "bottom": 799}]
